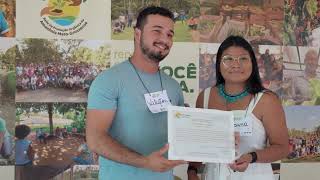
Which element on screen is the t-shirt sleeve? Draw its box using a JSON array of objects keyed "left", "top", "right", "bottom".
[
  {"left": 179, "top": 90, "right": 184, "bottom": 106},
  {"left": 177, "top": 85, "right": 185, "bottom": 107},
  {"left": 87, "top": 70, "right": 119, "bottom": 110}
]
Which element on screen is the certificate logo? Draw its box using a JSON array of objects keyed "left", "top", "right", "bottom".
[
  {"left": 174, "top": 112, "right": 190, "bottom": 119},
  {"left": 40, "top": 0, "right": 88, "bottom": 36}
]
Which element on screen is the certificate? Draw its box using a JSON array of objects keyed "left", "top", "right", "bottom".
[{"left": 168, "top": 106, "right": 235, "bottom": 163}]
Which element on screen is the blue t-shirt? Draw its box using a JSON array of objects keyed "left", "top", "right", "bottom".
[
  {"left": 88, "top": 60, "right": 184, "bottom": 180},
  {"left": 0, "top": 11, "right": 9, "bottom": 36},
  {"left": 15, "top": 139, "right": 32, "bottom": 165}
]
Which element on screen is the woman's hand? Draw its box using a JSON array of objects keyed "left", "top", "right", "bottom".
[{"left": 229, "top": 153, "right": 252, "bottom": 172}]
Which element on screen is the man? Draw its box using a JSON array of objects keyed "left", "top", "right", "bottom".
[
  {"left": 261, "top": 49, "right": 273, "bottom": 80},
  {"left": 290, "top": 49, "right": 319, "bottom": 104},
  {"left": 86, "top": 6, "right": 185, "bottom": 180},
  {"left": 0, "top": 9, "right": 9, "bottom": 37}
]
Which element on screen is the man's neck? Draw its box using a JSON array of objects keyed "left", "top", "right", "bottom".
[{"left": 130, "top": 53, "right": 159, "bottom": 73}]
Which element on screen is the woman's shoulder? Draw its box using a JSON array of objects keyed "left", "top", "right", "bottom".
[
  {"left": 196, "top": 86, "right": 218, "bottom": 108},
  {"left": 257, "top": 91, "right": 282, "bottom": 109}
]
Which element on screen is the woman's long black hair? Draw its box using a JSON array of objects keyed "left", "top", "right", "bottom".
[{"left": 215, "top": 35, "right": 265, "bottom": 95}]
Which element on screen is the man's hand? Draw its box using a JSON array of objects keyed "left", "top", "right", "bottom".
[
  {"left": 144, "top": 144, "right": 186, "bottom": 172},
  {"left": 188, "top": 171, "right": 199, "bottom": 180}
]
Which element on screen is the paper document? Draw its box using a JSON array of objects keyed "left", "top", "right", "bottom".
[{"left": 168, "top": 106, "right": 235, "bottom": 163}]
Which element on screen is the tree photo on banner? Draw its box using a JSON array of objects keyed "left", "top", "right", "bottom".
[
  {"left": 111, "top": 0, "right": 200, "bottom": 42},
  {"left": 15, "top": 39, "right": 111, "bottom": 103},
  {"left": 15, "top": 102, "right": 98, "bottom": 180},
  {"left": 284, "top": 0, "right": 320, "bottom": 46},
  {"left": 0, "top": 37, "right": 15, "bottom": 166}
]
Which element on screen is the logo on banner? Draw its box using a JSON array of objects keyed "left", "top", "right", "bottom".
[{"left": 40, "top": 0, "right": 88, "bottom": 36}]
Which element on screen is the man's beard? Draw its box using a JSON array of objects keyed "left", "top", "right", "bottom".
[{"left": 140, "top": 36, "right": 169, "bottom": 63}]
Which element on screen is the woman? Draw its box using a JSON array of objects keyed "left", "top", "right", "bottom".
[{"left": 188, "top": 36, "right": 289, "bottom": 180}]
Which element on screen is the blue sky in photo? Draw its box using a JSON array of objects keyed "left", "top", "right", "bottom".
[{"left": 284, "top": 106, "right": 320, "bottom": 132}]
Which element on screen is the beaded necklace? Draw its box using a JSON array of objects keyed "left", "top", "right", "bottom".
[{"left": 217, "top": 84, "right": 249, "bottom": 103}]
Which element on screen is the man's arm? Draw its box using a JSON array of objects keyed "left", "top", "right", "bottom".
[{"left": 86, "top": 109, "right": 185, "bottom": 172}]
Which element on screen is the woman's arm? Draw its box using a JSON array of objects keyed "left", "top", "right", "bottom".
[
  {"left": 229, "top": 92, "right": 289, "bottom": 172},
  {"left": 254, "top": 92, "right": 289, "bottom": 162}
]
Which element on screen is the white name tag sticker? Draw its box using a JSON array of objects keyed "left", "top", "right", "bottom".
[
  {"left": 144, "top": 90, "right": 172, "bottom": 113},
  {"left": 233, "top": 110, "right": 252, "bottom": 136}
]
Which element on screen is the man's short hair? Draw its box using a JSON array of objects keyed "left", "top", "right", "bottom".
[{"left": 135, "top": 6, "right": 174, "bottom": 30}]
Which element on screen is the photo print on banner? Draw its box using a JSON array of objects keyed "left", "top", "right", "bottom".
[
  {"left": 0, "top": 0, "right": 15, "bottom": 37},
  {"left": 15, "top": 39, "right": 111, "bottom": 103},
  {"left": 255, "top": 45, "right": 284, "bottom": 97},
  {"left": 198, "top": 0, "right": 284, "bottom": 45},
  {"left": 0, "top": 37, "right": 16, "bottom": 166},
  {"left": 282, "top": 46, "right": 320, "bottom": 106},
  {"left": 111, "top": 0, "right": 200, "bottom": 42},
  {"left": 199, "top": 43, "right": 219, "bottom": 92},
  {"left": 282, "top": 106, "right": 320, "bottom": 163},
  {"left": 16, "top": 0, "right": 110, "bottom": 40},
  {"left": 15, "top": 102, "right": 98, "bottom": 180},
  {"left": 284, "top": 0, "right": 320, "bottom": 46}
]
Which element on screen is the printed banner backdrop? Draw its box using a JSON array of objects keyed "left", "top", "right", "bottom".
[
  {"left": 16, "top": 0, "right": 111, "bottom": 40},
  {"left": 111, "top": 40, "right": 199, "bottom": 106},
  {"left": 0, "top": 0, "right": 319, "bottom": 179}
]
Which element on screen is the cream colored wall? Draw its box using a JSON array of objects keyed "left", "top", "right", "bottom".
[
  {"left": 0, "top": 166, "right": 15, "bottom": 180},
  {"left": 281, "top": 163, "right": 320, "bottom": 180}
]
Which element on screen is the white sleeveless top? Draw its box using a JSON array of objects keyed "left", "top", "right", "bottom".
[{"left": 202, "top": 87, "right": 274, "bottom": 180}]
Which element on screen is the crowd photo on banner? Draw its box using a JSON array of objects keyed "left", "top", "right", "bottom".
[
  {"left": 283, "top": 106, "right": 320, "bottom": 163},
  {"left": 15, "top": 39, "right": 111, "bottom": 102}
]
